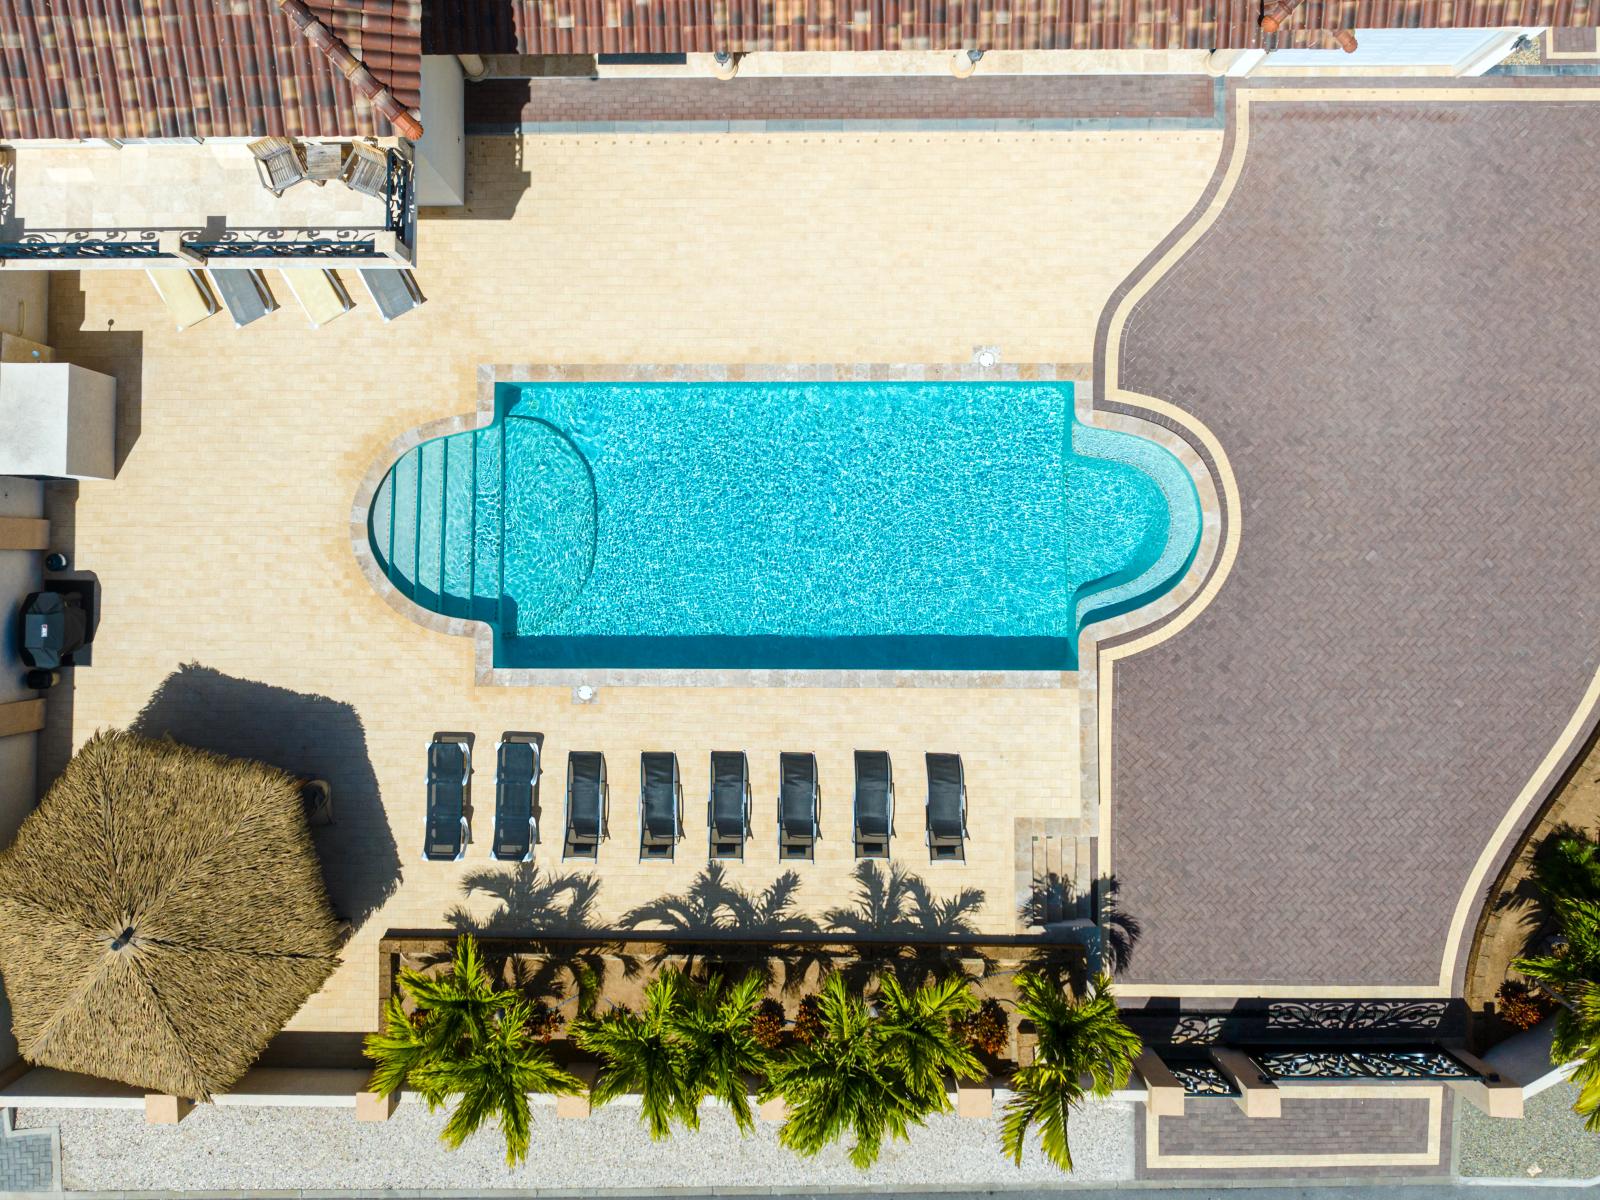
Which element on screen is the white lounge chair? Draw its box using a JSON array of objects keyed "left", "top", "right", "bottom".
[
  {"left": 206, "top": 268, "right": 278, "bottom": 328},
  {"left": 359, "top": 268, "right": 426, "bottom": 322},
  {"left": 145, "top": 269, "right": 218, "bottom": 331},
  {"left": 279, "top": 268, "right": 353, "bottom": 328}
]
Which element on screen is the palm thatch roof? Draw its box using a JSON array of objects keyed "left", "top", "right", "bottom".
[{"left": 0, "top": 730, "right": 342, "bottom": 1100}]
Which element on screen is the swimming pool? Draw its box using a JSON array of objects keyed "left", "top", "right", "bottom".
[{"left": 368, "top": 381, "right": 1198, "bottom": 672}]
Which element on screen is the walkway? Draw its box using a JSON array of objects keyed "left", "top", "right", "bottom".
[
  {"left": 466, "top": 73, "right": 1220, "bottom": 130},
  {"left": 1097, "top": 77, "right": 1600, "bottom": 995}
]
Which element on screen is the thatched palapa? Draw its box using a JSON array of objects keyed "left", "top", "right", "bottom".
[{"left": 0, "top": 730, "right": 342, "bottom": 1100}]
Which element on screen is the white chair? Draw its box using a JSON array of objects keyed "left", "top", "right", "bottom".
[
  {"left": 358, "top": 269, "right": 426, "bottom": 322},
  {"left": 145, "top": 269, "right": 218, "bottom": 331},
  {"left": 279, "top": 268, "right": 353, "bottom": 328}
]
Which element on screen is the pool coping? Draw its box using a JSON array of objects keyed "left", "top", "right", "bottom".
[{"left": 348, "top": 362, "right": 1225, "bottom": 691}]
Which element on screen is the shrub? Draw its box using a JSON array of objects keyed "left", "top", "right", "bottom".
[
  {"left": 957, "top": 998, "right": 1010, "bottom": 1056},
  {"left": 751, "top": 999, "right": 786, "bottom": 1050},
  {"left": 1497, "top": 980, "right": 1551, "bottom": 1031},
  {"left": 792, "top": 994, "right": 824, "bottom": 1044},
  {"left": 526, "top": 1000, "right": 565, "bottom": 1043}
]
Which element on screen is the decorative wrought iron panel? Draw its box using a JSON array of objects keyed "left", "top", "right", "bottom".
[
  {"left": 1167, "top": 1060, "right": 1238, "bottom": 1096},
  {"left": 1252, "top": 1046, "right": 1474, "bottom": 1081}
]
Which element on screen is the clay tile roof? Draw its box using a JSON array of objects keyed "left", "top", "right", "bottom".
[
  {"left": 423, "top": 0, "right": 1600, "bottom": 53},
  {"left": 0, "top": 0, "right": 422, "bottom": 141}
]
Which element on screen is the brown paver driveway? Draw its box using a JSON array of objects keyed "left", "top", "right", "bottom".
[{"left": 1100, "top": 80, "right": 1600, "bottom": 993}]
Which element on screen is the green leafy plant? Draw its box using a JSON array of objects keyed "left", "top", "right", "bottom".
[
  {"left": 1516, "top": 830, "right": 1600, "bottom": 1129},
  {"left": 1000, "top": 971, "right": 1140, "bottom": 1172},
  {"left": 670, "top": 971, "right": 769, "bottom": 1131},
  {"left": 362, "top": 935, "right": 581, "bottom": 1166},
  {"left": 760, "top": 971, "right": 981, "bottom": 1168},
  {"left": 573, "top": 969, "right": 697, "bottom": 1138}
]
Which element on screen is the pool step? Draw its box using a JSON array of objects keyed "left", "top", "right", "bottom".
[
  {"left": 1028, "top": 832, "right": 1097, "bottom": 927},
  {"left": 372, "top": 425, "right": 503, "bottom": 623}
]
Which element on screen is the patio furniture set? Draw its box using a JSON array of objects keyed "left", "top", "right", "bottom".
[
  {"left": 422, "top": 736, "right": 970, "bottom": 866},
  {"left": 145, "top": 265, "right": 425, "bottom": 331},
  {"left": 247, "top": 136, "right": 390, "bottom": 201}
]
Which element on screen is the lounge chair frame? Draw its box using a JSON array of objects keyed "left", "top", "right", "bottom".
[
  {"left": 708, "top": 750, "right": 752, "bottom": 861},
  {"left": 853, "top": 750, "right": 895, "bottom": 859},
  {"left": 358, "top": 268, "right": 426, "bottom": 322},
  {"left": 206, "top": 267, "right": 278, "bottom": 328},
  {"left": 925, "top": 752, "right": 968, "bottom": 863},
  {"left": 777, "top": 752, "right": 819, "bottom": 862},
  {"left": 423, "top": 735, "right": 472, "bottom": 862},
  {"left": 493, "top": 733, "right": 542, "bottom": 862},
  {"left": 639, "top": 751, "right": 684, "bottom": 861},
  {"left": 563, "top": 751, "right": 609, "bottom": 860}
]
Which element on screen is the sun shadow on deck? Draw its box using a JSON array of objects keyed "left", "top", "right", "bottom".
[{"left": 129, "top": 663, "right": 399, "bottom": 934}]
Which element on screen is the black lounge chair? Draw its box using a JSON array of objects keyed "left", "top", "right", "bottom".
[
  {"left": 778, "top": 752, "right": 819, "bottom": 861},
  {"left": 424, "top": 735, "right": 471, "bottom": 862},
  {"left": 853, "top": 750, "right": 894, "bottom": 859},
  {"left": 709, "top": 750, "right": 751, "bottom": 860},
  {"left": 639, "top": 751, "right": 683, "bottom": 861},
  {"left": 564, "top": 751, "right": 608, "bottom": 859},
  {"left": 493, "top": 733, "right": 542, "bottom": 862},
  {"left": 925, "top": 752, "right": 968, "bottom": 862}
]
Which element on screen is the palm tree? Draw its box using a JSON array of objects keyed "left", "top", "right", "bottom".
[
  {"left": 395, "top": 934, "right": 506, "bottom": 1053},
  {"left": 1515, "top": 830, "right": 1600, "bottom": 1130},
  {"left": 573, "top": 969, "right": 697, "bottom": 1138},
  {"left": 760, "top": 972, "right": 918, "bottom": 1168},
  {"left": 364, "top": 996, "right": 443, "bottom": 1102},
  {"left": 872, "top": 972, "right": 982, "bottom": 1113},
  {"left": 410, "top": 999, "right": 582, "bottom": 1166},
  {"left": 1000, "top": 971, "right": 1141, "bottom": 1172},
  {"left": 362, "top": 934, "right": 580, "bottom": 1165},
  {"left": 669, "top": 971, "right": 768, "bottom": 1131}
]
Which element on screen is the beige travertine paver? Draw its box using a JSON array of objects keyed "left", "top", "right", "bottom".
[{"left": 42, "top": 129, "right": 1219, "bottom": 1031}]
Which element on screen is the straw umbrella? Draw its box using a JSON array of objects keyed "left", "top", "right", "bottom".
[{"left": 0, "top": 729, "right": 342, "bottom": 1100}]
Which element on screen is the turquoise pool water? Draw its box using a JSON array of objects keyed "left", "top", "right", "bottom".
[{"left": 368, "top": 381, "right": 1198, "bottom": 671}]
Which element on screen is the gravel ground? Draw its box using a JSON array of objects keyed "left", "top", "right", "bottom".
[
  {"left": 17, "top": 1098, "right": 1135, "bottom": 1192},
  {"left": 1456, "top": 1082, "right": 1600, "bottom": 1181}
]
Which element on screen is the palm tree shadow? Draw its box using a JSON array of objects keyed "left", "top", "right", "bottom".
[
  {"left": 445, "top": 862, "right": 638, "bottom": 1013},
  {"left": 620, "top": 863, "right": 829, "bottom": 990},
  {"left": 1017, "top": 874, "right": 1141, "bottom": 991},
  {"left": 1492, "top": 823, "right": 1598, "bottom": 961},
  {"left": 823, "top": 861, "right": 988, "bottom": 990}
]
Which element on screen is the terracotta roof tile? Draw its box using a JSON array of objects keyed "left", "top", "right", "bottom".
[
  {"left": 423, "top": 0, "right": 1600, "bottom": 52},
  {"left": 0, "top": 0, "right": 422, "bottom": 141}
]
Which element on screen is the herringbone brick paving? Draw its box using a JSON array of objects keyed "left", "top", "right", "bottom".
[
  {"left": 0, "top": 1112, "right": 54, "bottom": 1192},
  {"left": 466, "top": 74, "right": 1217, "bottom": 127},
  {"left": 1110, "top": 93, "right": 1600, "bottom": 990},
  {"left": 1140, "top": 1092, "right": 1447, "bottom": 1178}
]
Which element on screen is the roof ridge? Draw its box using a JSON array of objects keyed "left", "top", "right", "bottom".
[{"left": 275, "top": 0, "right": 424, "bottom": 139}]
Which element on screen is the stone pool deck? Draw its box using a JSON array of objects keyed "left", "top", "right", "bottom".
[{"left": 38, "top": 120, "right": 1219, "bottom": 1032}]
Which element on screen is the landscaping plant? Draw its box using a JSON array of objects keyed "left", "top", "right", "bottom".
[
  {"left": 1515, "top": 828, "right": 1600, "bottom": 1128},
  {"left": 750, "top": 998, "right": 787, "bottom": 1050},
  {"left": 572, "top": 968, "right": 770, "bottom": 1136},
  {"left": 1000, "top": 971, "right": 1141, "bottom": 1172},
  {"left": 957, "top": 998, "right": 1011, "bottom": 1057},
  {"left": 760, "top": 970, "right": 982, "bottom": 1168},
  {"left": 362, "top": 935, "right": 582, "bottom": 1166}
]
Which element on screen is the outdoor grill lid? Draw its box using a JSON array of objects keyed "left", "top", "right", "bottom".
[{"left": 20, "top": 590, "right": 87, "bottom": 670}]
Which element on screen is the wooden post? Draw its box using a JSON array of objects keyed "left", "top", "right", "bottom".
[
  {"left": 1448, "top": 1048, "right": 1525, "bottom": 1119},
  {"left": 556, "top": 1064, "right": 596, "bottom": 1118},
  {"left": 0, "top": 700, "right": 46, "bottom": 739}
]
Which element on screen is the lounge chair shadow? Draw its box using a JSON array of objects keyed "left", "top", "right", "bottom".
[{"left": 128, "top": 662, "right": 398, "bottom": 933}]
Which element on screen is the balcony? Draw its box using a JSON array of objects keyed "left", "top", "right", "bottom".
[{"left": 0, "top": 139, "right": 416, "bottom": 269}]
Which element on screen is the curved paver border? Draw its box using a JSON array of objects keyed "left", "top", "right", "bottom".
[{"left": 1090, "top": 79, "right": 1600, "bottom": 998}]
